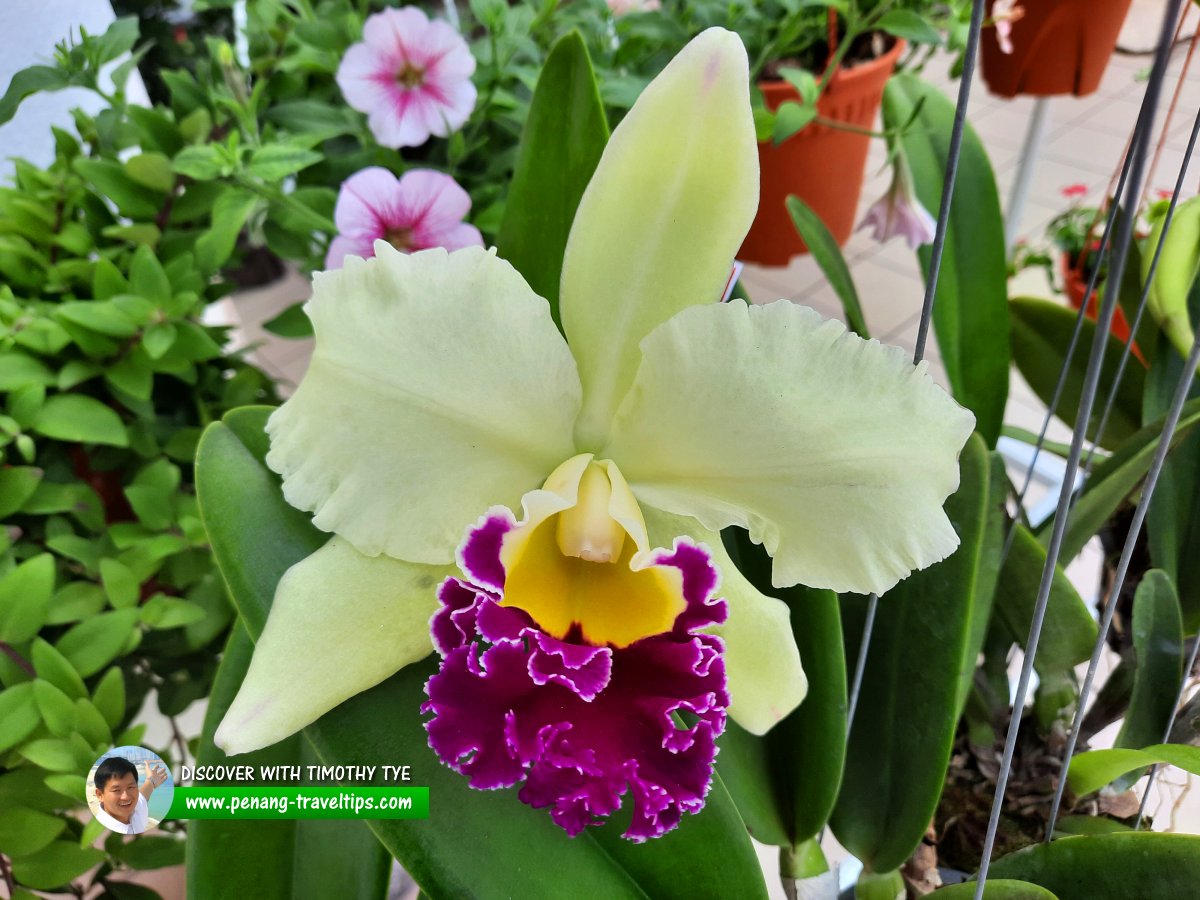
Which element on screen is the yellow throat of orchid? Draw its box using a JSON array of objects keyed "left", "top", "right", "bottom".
[{"left": 498, "top": 454, "right": 687, "bottom": 648}]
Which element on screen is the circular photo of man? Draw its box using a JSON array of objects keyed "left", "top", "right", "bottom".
[{"left": 86, "top": 746, "right": 174, "bottom": 834}]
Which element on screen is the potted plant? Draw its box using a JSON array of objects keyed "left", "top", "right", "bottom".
[{"left": 981, "top": 0, "right": 1136, "bottom": 97}]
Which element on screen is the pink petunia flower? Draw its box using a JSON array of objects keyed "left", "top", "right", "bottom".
[
  {"left": 325, "top": 167, "right": 483, "bottom": 269},
  {"left": 857, "top": 160, "right": 937, "bottom": 250},
  {"left": 993, "top": 0, "right": 1024, "bottom": 55},
  {"left": 1061, "top": 183, "right": 1089, "bottom": 200},
  {"left": 336, "top": 7, "right": 477, "bottom": 149}
]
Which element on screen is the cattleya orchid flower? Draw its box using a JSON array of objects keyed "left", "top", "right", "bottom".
[
  {"left": 336, "top": 7, "right": 476, "bottom": 148},
  {"left": 216, "top": 30, "right": 973, "bottom": 838},
  {"left": 858, "top": 153, "right": 937, "bottom": 250},
  {"left": 326, "top": 167, "right": 482, "bottom": 269}
]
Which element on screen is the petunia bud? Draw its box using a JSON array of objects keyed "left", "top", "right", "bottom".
[{"left": 1143, "top": 195, "right": 1200, "bottom": 357}]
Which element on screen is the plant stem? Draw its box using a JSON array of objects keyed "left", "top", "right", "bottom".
[{"left": 0, "top": 642, "right": 35, "bottom": 677}]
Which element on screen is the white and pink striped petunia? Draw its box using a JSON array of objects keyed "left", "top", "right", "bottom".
[
  {"left": 325, "top": 167, "right": 483, "bottom": 269},
  {"left": 336, "top": 7, "right": 477, "bottom": 149}
]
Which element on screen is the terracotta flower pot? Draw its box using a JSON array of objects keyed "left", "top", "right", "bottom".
[
  {"left": 1061, "top": 253, "right": 1145, "bottom": 363},
  {"left": 739, "top": 38, "right": 904, "bottom": 267},
  {"left": 981, "top": 0, "right": 1135, "bottom": 98}
]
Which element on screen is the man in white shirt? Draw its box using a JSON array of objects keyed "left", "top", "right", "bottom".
[{"left": 92, "top": 756, "right": 168, "bottom": 834}]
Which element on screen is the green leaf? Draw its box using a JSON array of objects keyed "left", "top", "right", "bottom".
[
  {"left": 0, "top": 554, "right": 54, "bottom": 643},
  {"left": 0, "top": 466, "right": 44, "bottom": 517},
  {"left": 786, "top": 195, "right": 869, "bottom": 337},
  {"left": 55, "top": 609, "right": 141, "bottom": 678},
  {"left": 0, "top": 683, "right": 41, "bottom": 754},
  {"left": 91, "top": 16, "right": 140, "bottom": 64},
  {"left": 140, "top": 596, "right": 207, "bottom": 629},
  {"left": 246, "top": 145, "right": 323, "bottom": 181},
  {"left": 831, "top": 433, "right": 993, "bottom": 871},
  {"left": 195, "top": 188, "right": 258, "bottom": 274},
  {"left": 1068, "top": 743, "right": 1200, "bottom": 796},
  {"left": 73, "top": 159, "right": 162, "bottom": 220},
  {"left": 57, "top": 301, "right": 140, "bottom": 337},
  {"left": 931, "top": 882, "right": 1057, "bottom": 899},
  {"left": 74, "top": 697, "right": 112, "bottom": 747},
  {"left": 262, "top": 302, "right": 313, "bottom": 339},
  {"left": 772, "top": 102, "right": 817, "bottom": 144},
  {"left": 130, "top": 244, "right": 171, "bottom": 303},
  {"left": 776, "top": 67, "right": 818, "bottom": 105},
  {"left": 877, "top": 9, "right": 942, "bottom": 44},
  {"left": 0, "top": 806, "right": 66, "bottom": 858},
  {"left": 0, "top": 351, "right": 55, "bottom": 390},
  {"left": 1048, "top": 396, "right": 1200, "bottom": 564},
  {"left": 32, "top": 395, "right": 127, "bottom": 447},
  {"left": 18, "top": 738, "right": 79, "bottom": 772},
  {"left": 1116, "top": 570, "right": 1183, "bottom": 752},
  {"left": 30, "top": 638, "right": 87, "bottom": 699},
  {"left": 143, "top": 322, "right": 177, "bottom": 359},
  {"left": 10, "top": 841, "right": 105, "bottom": 890},
  {"left": 99, "top": 558, "right": 140, "bottom": 610},
  {"left": 715, "top": 530, "right": 845, "bottom": 848},
  {"left": 496, "top": 31, "right": 608, "bottom": 330},
  {"left": 172, "top": 145, "right": 224, "bottom": 180},
  {"left": 195, "top": 407, "right": 769, "bottom": 899},
  {"left": 91, "top": 667, "right": 126, "bottom": 730},
  {"left": 117, "top": 836, "right": 186, "bottom": 870},
  {"left": 988, "top": 833, "right": 1200, "bottom": 898},
  {"left": 1144, "top": 317, "right": 1200, "bottom": 633},
  {"left": 994, "top": 525, "right": 1097, "bottom": 674},
  {"left": 124, "top": 153, "right": 176, "bottom": 193},
  {"left": 32, "top": 679, "right": 76, "bottom": 737},
  {"left": 0, "top": 65, "right": 72, "bottom": 124},
  {"left": 1009, "top": 297, "right": 1144, "bottom": 451},
  {"left": 883, "top": 75, "right": 1010, "bottom": 447},
  {"left": 188, "top": 623, "right": 392, "bottom": 899},
  {"left": 266, "top": 100, "right": 358, "bottom": 138}
]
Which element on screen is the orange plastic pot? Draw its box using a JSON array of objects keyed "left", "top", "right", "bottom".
[
  {"left": 1061, "top": 253, "right": 1145, "bottom": 364},
  {"left": 981, "top": 0, "right": 1135, "bottom": 98},
  {"left": 739, "top": 39, "right": 904, "bottom": 267}
]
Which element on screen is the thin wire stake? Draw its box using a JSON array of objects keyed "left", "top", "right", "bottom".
[
  {"left": 844, "top": 0, "right": 988, "bottom": 746},
  {"left": 1136, "top": 635, "right": 1200, "bottom": 829},
  {"left": 1045, "top": 337, "right": 1200, "bottom": 836},
  {"left": 973, "top": 4, "right": 1182, "bottom": 896},
  {"left": 1078, "top": 104, "right": 1200, "bottom": 483}
]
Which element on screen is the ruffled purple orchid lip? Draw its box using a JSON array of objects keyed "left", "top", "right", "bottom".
[{"left": 424, "top": 511, "right": 730, "bottom": 841}]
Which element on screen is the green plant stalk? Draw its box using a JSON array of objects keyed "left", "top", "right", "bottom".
[{"left": 855, "top": 870, "right": 904, "bottom": 900}]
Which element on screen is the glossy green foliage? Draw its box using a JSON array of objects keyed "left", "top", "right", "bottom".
[
  {"left": 931, "top": 882, "right": 1057, "bottom": 899},
  {"left": 1145, "top": 286, "right": 1200, "bottom": 632},
  {"left": 786, "top": 196, "right": 869, "bottom": 337},
  {"left": 187, "top": 623, "right": 391, "bottom": 900},
  {"left": 1115, "top": 570, "right": 1183, "bottom": 751},
  {"left": 994, "top": 525, "right": 1097, "bottom": 675},
  {"left": 497, "top": 32, "right": 608, "bottom": 328},
  {"left": 716, "top": 529, "right": 847, "bottom": 848},
  {"left": 988, "top": 833, "right": 1200, "bottom": 899},
  {"left": 195, "top": 407, "right": 769, "bottom": 900},
  {"left": 1008, "top": 296, "right": 1145, "bottom": 451},
  {"left": 1048, "top": 396, "right": 1200, "bottom": 564},
  {"left": 831, "top": 434, "right": 993, "bottom": 872},
  {"left": 883, "top": 75, "right": 1010, "bottom": 447},
  {"left": 1068, "top": 743, "right": 1200, "bottom": 797}
]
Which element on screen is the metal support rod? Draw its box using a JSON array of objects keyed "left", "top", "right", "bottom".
[
  {"left": 1005, "top": 97, "right": 1052, "bottom": 255},
  {"left": 973, "top": 3, "right": 1183, "bottom": 896}
]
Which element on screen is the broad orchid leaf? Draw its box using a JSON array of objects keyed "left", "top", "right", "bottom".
[
  {"left": 883, "top": 75, "right": 1010, "bottom": 447},
  {"left": 715, "top": 529, "right": 847, "bottom": 848},
  {"left": 1009, "top": 296, "right": 1144, "bottom": 451},
  {"left": 786, "top": 195, "right": 869, "bottom": 337},
  {"left": 931, "top": 882, "right": 1058, "bottom": 899},
  {"left": 188, "top": 624, "right": 391, "bottom": 900},
  {"left": 1068, "top": 743, "right": 1200, "bottom": 797},
  {"left": 195, "top": 407, "right": 768, "bottom": 899},
  {"left": 994, "top": 524, "right": 1097, "bottom": 675},
  {"left": 830, "top": 433, "right": 992, "bottom": 872},
  {"left": 1114, "top": 570, "right": 1183, "bottom": 753},
  {"left": 988, "top": 833, "right": 1200, "bottom": 899},
  {"left": 1043, "top": 396, "right": 1200, "bottom": 564},
  {"left": 1145, "top": 298, "right": 1200, "bottom": 633},
  {"left": 496, "top": 31, "right": 608, "bottom": 329}
]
